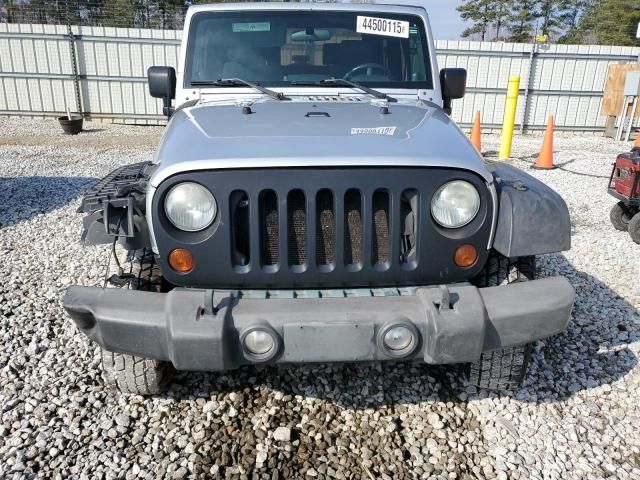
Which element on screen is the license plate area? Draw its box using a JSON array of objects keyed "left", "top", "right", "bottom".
[{"left": 282, "top": 323, "right": 376, "bottom": 362}]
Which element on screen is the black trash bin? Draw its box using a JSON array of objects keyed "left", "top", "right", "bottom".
[{"left": 58, "top": 115, "right": 83, "bottom": 135}]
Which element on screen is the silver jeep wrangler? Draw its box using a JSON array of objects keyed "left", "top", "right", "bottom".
[{"left": 64, "top": 2, "right": 575, "bottom": 395}]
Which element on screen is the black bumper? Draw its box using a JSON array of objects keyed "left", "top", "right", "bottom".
[{"left": 63, "top": 277, "right": 575, "bottom": 371}]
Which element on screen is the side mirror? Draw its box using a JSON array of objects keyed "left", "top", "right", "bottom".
[
  {"left": 439, "top": 68, "right": 467, "bottom": 115},
  {"left": 148, "top": 66, "right": 176, "bottom": 117}
]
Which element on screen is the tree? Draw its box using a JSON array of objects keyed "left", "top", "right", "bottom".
[
  {"left": 457, "top": 0, "right": 497, "bottom": 41},
  {"left": 156, "top": 0, "right": 189, "bottom": 30},
  {"left": 493, "top": 1, "right": 513, "bottom": 40},
  {"left": 590, "top": 0, "right": 640, "bottom": 46},
  {"left": 537, "top": 0, "right": 567, "bottom": 36},
  {"left": 557, "top": 0, "right": 593, "bottom": 43},
  {"left": 508, "top": 0, "right": 539, "bottom": 42},
  {"left": 3, "top": 1, "right": 17, "bottom": 22}
]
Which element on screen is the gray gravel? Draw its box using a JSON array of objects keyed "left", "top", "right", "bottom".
[{"left": 1, "top": 117, "right": 639, "bottom": 479}]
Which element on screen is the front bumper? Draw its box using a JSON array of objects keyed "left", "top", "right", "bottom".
[
  {"left": 63, "top": 277, "right": 575, "bottom": 371},
  {"left": 608, "top": 187, "right": 639, "bottom": 207}
]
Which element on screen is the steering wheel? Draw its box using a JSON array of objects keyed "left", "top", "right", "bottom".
[{"left": 344, "top": 63, "right": 392, "bottom": 81}]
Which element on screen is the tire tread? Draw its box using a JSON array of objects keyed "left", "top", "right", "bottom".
[
  {"left": 628, "top": 212, "right": 640, "bottom": 244},
  {"left": 610, "top": 202, "right": 634, "bottom": 232},
  {"left": 467, "top": 252, "right": 535, "bottom": 390},
  {"left": 101, "top": 350, "right": 168, "bottom": 395},
  {"left": 100, "top": 247, "right": 170, "bottom": 395}
]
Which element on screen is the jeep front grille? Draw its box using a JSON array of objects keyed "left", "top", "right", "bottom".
[
  {"left": 287, "top": 190, "right": 307, "bottom": 266},
  {"left": 316, "top": 189, "right": 336, "bottom": 267},
  {"left": 372, "top": 190, "right": 390, "bottom": 266},
  {"left": 230, "top": 187, "right": 410, "bottom": 272},
  {"left": 259, "top": 190, "right": 279, "bottom": 266},
  {"left": 344, "top": 189, "right": 363, "bottom": 266},
  {"left": 153, "top": 168, "right": 493, "bottom": 289}
]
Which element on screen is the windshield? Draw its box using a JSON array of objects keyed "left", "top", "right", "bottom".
[{"left": 186, "top": 10, "right": 433, "bottom": 89}]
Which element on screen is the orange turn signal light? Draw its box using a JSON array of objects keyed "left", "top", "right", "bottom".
[
  {"left": 168, "top": 248, "right": 195, "bottom": 273},
  {"left": 454, "top": 244, "right": 477, "bottom": 268}
]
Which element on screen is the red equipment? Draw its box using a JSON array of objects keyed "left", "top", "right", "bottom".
[{"left": 608, "top": 147, "right": 640, "bottom": 243}]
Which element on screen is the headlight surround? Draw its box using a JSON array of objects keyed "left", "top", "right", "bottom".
[
  {"left": 165, "top": 182, "right": 217, "bottom": 232},
  {"left": 431, "top": 180, "right": 480, "bottom": 228}
]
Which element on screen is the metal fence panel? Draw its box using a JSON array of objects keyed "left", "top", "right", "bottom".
[
  {"left": 436, "top": 40, "right": 640, "bottom": 131},
  {"left": 0, "top": 23, "right": 639, "bottom": 130},
  {"left": 0, "top": 23, "right": 181, "bottom": 123}
]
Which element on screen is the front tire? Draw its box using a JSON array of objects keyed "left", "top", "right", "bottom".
[
  {"left": 101, "top": 349, "right": 170, "bottom": 395},
  {"left": 628, "top": 212, "right": 640, "bottom": 244},
  {"left": 471, "top": 252, "right": 535, "bottom": 287},
  {"left": 101, "top": 247, "right": 172, "bottom": 395},
  {"left": 610, "top": 202, "right": 634, "bottom": 232},
  {"left": 466, "top": 252, "right": 535, "bottom": 390}
]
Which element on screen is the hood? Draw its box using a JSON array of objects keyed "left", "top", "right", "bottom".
[{"left": 150, "top": 97, "right": 490, "bottom": 187}]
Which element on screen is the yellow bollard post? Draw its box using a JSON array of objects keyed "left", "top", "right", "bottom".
[{"left": 498, "top": 75, "right": 521, "bottom": 161}]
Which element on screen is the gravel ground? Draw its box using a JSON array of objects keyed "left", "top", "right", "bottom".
[{"left": 1, "top": 117, "right": 639, "bottom": 479}]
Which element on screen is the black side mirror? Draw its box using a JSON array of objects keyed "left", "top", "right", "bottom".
[
  {"left": 148, "top": 66, "right": 176, "bottom": 117},
  {"left": 439, "top": 68, "right": 467, "bottom": 115}
]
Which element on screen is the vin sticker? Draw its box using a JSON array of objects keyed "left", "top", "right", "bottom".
[
  {"left": 351, "top": 126, "right": 397, "bottom": 136},
  {"left": 356, "top": 16, "right": 409, "bottom": 38}
]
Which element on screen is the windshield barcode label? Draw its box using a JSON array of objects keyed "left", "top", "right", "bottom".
[{"left": 356, "top": 16, "right": 409, "bottom": 38}]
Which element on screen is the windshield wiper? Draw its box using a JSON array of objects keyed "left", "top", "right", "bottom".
[
  {"left": 191, "top": 78, "right": 291, "bottom": 101},
  {"left": 291, "top": 78, "right": 397, "bottom": 103}
]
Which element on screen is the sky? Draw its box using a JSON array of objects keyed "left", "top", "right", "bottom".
[
  {"left": 383, "top": 0, "right": 466, "bottom": 40},
  {"left": 424, "top": 0, "right": 465, "bottom": 40}
]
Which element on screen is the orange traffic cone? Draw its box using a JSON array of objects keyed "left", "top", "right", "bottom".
[
  {"left": 470, "top": 111, "right": 481, "bottom": 151},
  {"left": 533, "top": 116, "right": 556, "bottom": 170}
]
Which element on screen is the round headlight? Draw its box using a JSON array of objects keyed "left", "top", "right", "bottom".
[
  {"left": 431, "top": 180, "right": 480, "bottom": 228},
  {"left": 165, "top": 182, "right": 216, "bottom": 232}
]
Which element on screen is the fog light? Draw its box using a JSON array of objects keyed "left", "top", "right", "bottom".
[
  {"left": 453, "top": 244, "right": 477, "bottom": 268},
  {"left": 378, "top": 321, "right": 419, "bottom": 358},
  {"left": 244, "top": 330, "right": 275, "bottom": 355},
  {"left": 384, "top": 326, "right": 414, "bottom": 351},
  {"left": 240, "top": 326, "right": 280, "bottom": 362}
]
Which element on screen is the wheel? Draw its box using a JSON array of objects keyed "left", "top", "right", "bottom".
[
  {"left": 628, "top": 212, "right": 640, "bottom": 244},
  {"left": 470, "top": 251, "right": 535, "bottom": 287},
  {"left": 467, "top": 344, "right": 533, "bottom": 390},
  {"left": 101, "top": 247, "right": 172, "bottom": 395},
  {"left": 610, "top": 202, "right": 634, "bottom": 232},
  {"left": 101, "top": 349, "right": 170, "bottom": 395},
  {"left": 466, "top": 252, "right": 535, "bottom": 390},
  {"left": 127, "top": 248, "right": 164, "bottom": 292}
]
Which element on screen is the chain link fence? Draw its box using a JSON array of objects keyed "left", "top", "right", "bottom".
[
  {"left": 0, "top": 0, "right": 304, "bottom": 30},
  {"left": 1, "top": 1, "right": 185, "bottom": 29}
]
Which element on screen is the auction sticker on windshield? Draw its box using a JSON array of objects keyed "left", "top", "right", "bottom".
[
  {"left": 232, "top": 22, "right": 270, "bottom": 33},
  {"left": 357, "top": 16, "right": 409, "bottom": 38}
]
